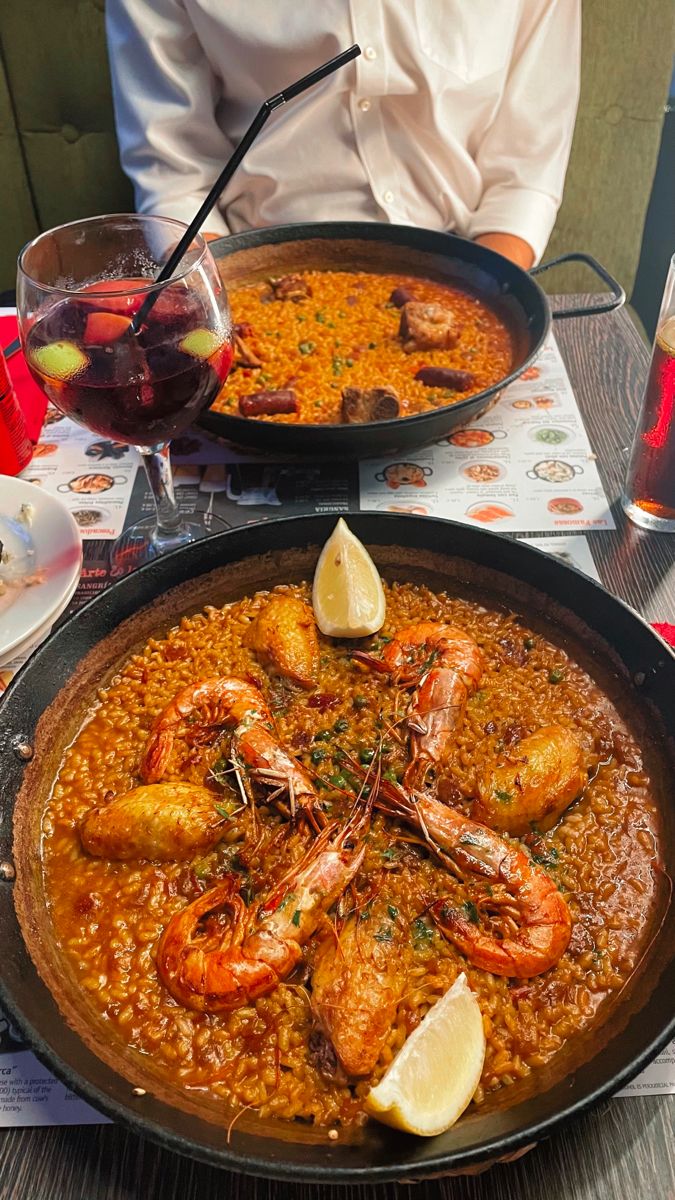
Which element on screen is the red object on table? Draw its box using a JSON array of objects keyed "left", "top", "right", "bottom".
[
  {"left": 0, "top": 344, "right": 33, "bottom": 475},
  {"left": 652, "top": 622, "right": 675, "bottom": 647},
  {"left": 0, "top": 313, "right": 48, "bottom": 443}
]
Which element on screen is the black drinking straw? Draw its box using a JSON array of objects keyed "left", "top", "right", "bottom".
[{"left": 131, "top": 43, "right": 361, "bottom": 333}]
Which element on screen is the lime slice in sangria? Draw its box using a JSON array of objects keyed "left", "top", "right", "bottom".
[
  {"left": 179, "top": 328, "right": 222, "bottom": 359},
  {"left": 30, "top": 340, "right": 88, "bottom": 381}
]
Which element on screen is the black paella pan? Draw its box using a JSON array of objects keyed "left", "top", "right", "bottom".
[
  {"left": 0, "top": 513, "right": 673, "bottom": 1183},
  {"left": 201, "top": 222, "right": 625, "bottom": 456}
]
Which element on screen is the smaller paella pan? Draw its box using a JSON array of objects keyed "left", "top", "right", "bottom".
[{"left": 201, "top": 222, "right": 624, "bottom": 456}]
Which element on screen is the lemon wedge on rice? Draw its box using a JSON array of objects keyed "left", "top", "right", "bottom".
[
  {"left": 364, "top": 973, "right": 486, "bottom": 1136},
  {"left": 312, "top": 518, "right": 385, "bottom": 637}
]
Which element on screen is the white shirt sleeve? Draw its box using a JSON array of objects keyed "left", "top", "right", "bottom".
[
  {"left": 105, "top": 0, "right": 231, "bottom": 236},
  {"left": 466, "top": 0, "right": 581, "bottom": 263}
]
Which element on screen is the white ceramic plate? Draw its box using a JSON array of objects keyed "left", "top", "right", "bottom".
[{"left": 0, "top": 477, "right": 82, "bottom": 667}]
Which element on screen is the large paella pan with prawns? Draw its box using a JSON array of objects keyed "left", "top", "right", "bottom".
[
  {"left": 3, "top": 514, "right": 674, "bottom": 1180},
  {"left": 7, "top": 515, "right": 670, "bottom": 1147}
]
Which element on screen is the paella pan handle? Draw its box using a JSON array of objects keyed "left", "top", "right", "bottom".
[{"left": 530, "top": 252, "right": 626, "bottom": 319}]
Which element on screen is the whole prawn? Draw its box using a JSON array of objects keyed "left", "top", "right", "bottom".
[
  {"left": 368, "top": 772, "right": 572, "bottom": 978},
  {"left": 140, "top": 676, "right": 318, "bottom": 819},
  {"left": 156, "top": 791, "right": 372, "bottom": 1012},
  {"left": 354, "top": 622, "right": 483, "bottom": 788}
]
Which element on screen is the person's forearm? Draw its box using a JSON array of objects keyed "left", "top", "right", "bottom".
[{"left": 474, "top": 233, "right": 535, "bottom": 270}]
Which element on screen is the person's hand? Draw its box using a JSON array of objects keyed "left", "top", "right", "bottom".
[{"left": 474, "top": 233, "right": 535, "bottom": 270}]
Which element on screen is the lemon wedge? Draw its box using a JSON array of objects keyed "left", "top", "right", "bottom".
[
  {"left": 364, "top": 973, "right": 486, "bottom": 1137},
  {"left": 312, "top": 518, "right": 385, "bottom": 638}
]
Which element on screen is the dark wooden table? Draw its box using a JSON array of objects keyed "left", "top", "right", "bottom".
[{"left": 1, "top": 299, "right": 674, "bottom": 1200}]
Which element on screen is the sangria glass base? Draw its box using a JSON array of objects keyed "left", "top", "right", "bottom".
[
  {"left": 622, "top": 497, "right": 675, "bottom": 533},
  {"left": 109, "top": 513, "right": 229, "bottom": 576}
]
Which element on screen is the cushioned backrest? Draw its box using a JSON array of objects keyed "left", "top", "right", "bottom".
[
  {"left": 543, "top": 0, "right": 674, "bottom": 293},
  {"left": 0, "top": 48, "right": 38, "bottom": 290},
  {"left": 0, "top": 0, "right": 132, "bottom": 291}
]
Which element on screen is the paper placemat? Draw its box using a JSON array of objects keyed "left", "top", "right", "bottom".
[{"left": 360, "top": 338, "right": 614, "bottom": 531}]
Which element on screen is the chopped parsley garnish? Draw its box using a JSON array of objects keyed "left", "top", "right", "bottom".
[
  {"left": 412, "top": 917, "right": 434, "bottom": 944},
  {"left": 462, "top": 900, "right": 480, "bottom": 925},
  {"left": 531, "top": 846, "right": 560, "bottom": 868},
  {"left": 494, "top": 788, "right": 513, "bottom": 804},
  {"left": 209, "top": 757, "right": 231, "bottom": 787},
  {"left": 374, "top": 924, "right": 394, "bottom": 942},
  {"left": 381, "top": 847, "right": 398, "bottom": 861},
  {"left": 291, "top": 909, "right": 301, "bottom": 927},
  {"left": 387, "top": 904, "right": 399, "bottom": 921}
]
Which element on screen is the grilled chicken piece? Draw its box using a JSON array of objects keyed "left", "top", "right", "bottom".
[
  {"left": 246, "top": 594, "right": 319, "bottom": 688},
  {"left": 474, "top": 724, "right": 586, "bottom": 836},
  {"left": 270, "top": 274, "right": 312, "bottom": 301},
  {"left": 399, "top": 301, "right": 460, "bottom": 353},
  {"left": 80, "top": 783, "right": 225, "bottom": 861}
]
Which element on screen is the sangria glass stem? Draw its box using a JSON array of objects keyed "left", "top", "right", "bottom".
[{"left": 139, "top": 443, "right": 185, "bottom": 543}]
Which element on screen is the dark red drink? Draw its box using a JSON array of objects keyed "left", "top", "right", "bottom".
[
  {"left": 625, "top": 316, "right": 675, "bottom": 527},
  {"left": 25, "top": 278, "right": 232, "bottom": 447}
]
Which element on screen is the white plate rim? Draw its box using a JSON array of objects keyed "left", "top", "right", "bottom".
[{"left": 0, "top": 478, "right": 82, "bottom": 660}]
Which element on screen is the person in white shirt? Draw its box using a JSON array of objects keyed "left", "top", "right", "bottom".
[{"left": 106, "top": 1, "right": 581, "bottom": 269}]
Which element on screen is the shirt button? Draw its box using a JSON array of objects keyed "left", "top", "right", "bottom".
[
  {"left": 364, "top": 46, "right": 377, "bottom": 60},
  {"left": 383, "top": 190, "right": 394, "bottom": 204},
  {"left": 358, "top": 98, "right": 371, "bottom": 113}
]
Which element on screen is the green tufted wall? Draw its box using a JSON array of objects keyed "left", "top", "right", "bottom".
[
  {"left": 546, "top": 0, "right": 674, "bottom": 297},
  {"left": 0, "top": 0, "right": 132, "bottom": 290},
  {"left": 0, "top": 0, "right": 673, "bottom": 298}
]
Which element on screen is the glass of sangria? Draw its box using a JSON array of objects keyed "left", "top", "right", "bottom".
[
  {"left": 623, "top": 253, "right": 675, "bottom": 532},
  {"left": 17, "top": 214, "right": 233, "bottom": 572}
]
